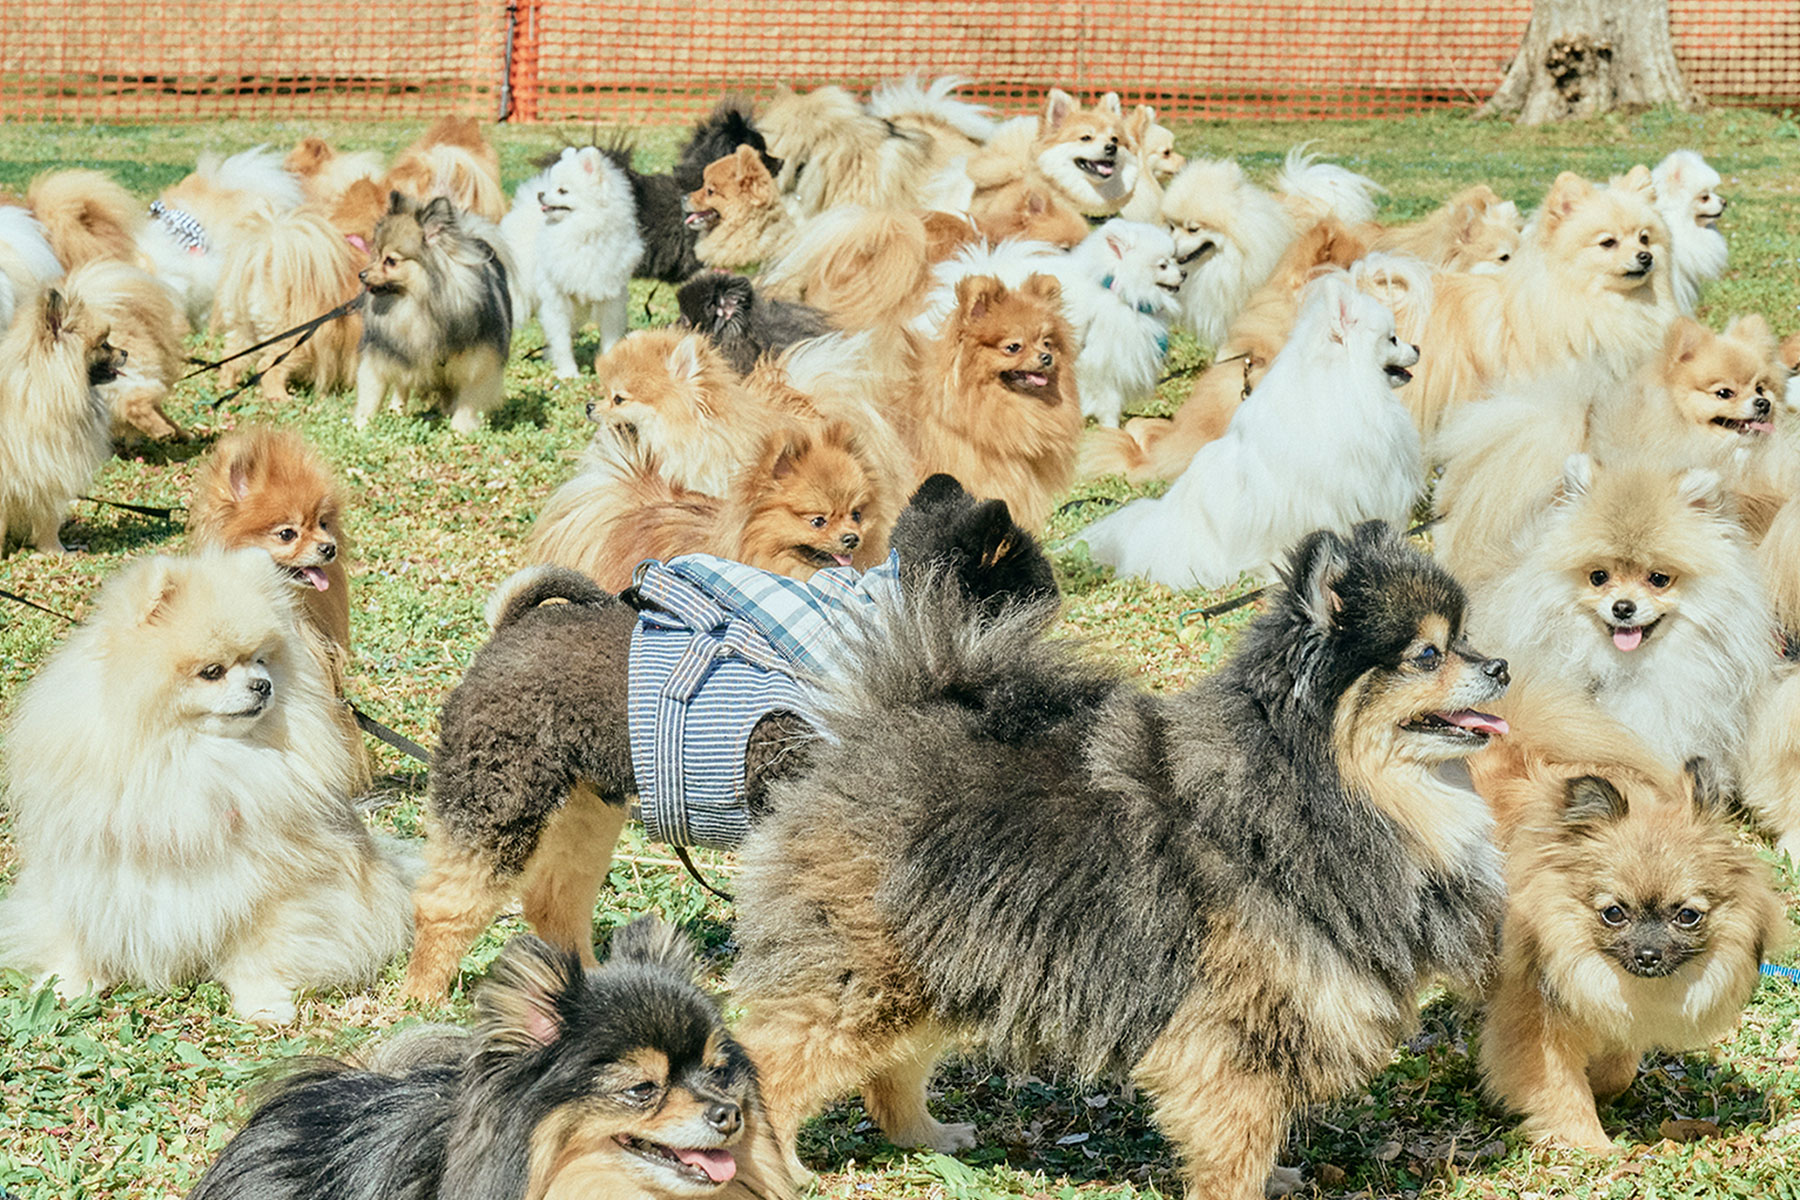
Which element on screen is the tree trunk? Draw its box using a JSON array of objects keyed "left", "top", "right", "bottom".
[{"left": 1479, "top": 0, "right": 1698, "bottom": 124}]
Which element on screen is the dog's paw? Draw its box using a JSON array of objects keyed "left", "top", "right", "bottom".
[
  {"left": 1264, "top": 1164, "right": 1306, "bottom": 1197},
  {"left": 229, "top": 983, "right": 299, "bottom": 1026},
  {"left": 919, "top": 1121, "right": 977, "bottom": 1155}
]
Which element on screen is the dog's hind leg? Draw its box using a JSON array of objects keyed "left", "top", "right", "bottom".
[
  {"left": 1135, "top": 1020, "right": 1294, "bottom": 1200},
  {"left": 519, "top": 784, "right": 627, "bottom": 965},
  {"left": 860, "top": 1028, "right": 975, "bottom": 1153},
  {"left": 403, "top": 833, "right": 517, "bottom": 1000}
]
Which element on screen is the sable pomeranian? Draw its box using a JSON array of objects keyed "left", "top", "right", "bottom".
[
  {"left": 384, "top": 116, "right": 507, "bottom": 224},
  {"left": 188, "top": 427, "right": 353, "bottom": 695},
  {"left": 676, "top": 271, "right": 832, "bottom": 373},
  {"left": 191, "top": 921, "right": 791, "bottom": 1200},
  {"left": 500, "top": 145, "right": 643, "bottom": 378},
  {"left": 686, "top": 146, "right": 797, "bottom": 270},
  {"left": 1471, "top": 453, "right": 1770, "bottom": 778},
  {"left": 527, "top": 418, "right": 889, "bottom": 590},
  {"left": 405, "top": 475, "right": 1057, "bottom": 999},
  {"left": 355, "top": 192, "right": 515, "bottom": 433},
  {"left": 64, "top": 257, "right": 191, "bottom": 440},
  {"left": 1406, "top": 168, "right": 1674, "bottom": 433},
  {"left": 0, "top": 287, "right": 125, "bottom": 556},
  {"left": 1473, "top": 692, "right": 1782, "bottom": 1150},
  {"left": 1652, "top": 150, "right": 1727, "bottom": 315},
  {"left": 213, "top": 205, "right": 365, "bottom": 402},
  {"left": 728, "top": 520, "right": 1508, "bottom": 1197},
  {"left": 901, "top": 272, "right": 1081, "bottom": 532},
  {"left": 0, "top": 549, "right": 412, "bottom": 1023},
  {"left": 1081, "top": 274, "right": 1421, "bottom": 589}
]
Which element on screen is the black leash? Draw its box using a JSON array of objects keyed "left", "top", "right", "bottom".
[
  {"left": 0, "top": 586, "right": 76, "bottom": 623},
  {"left": 182, "top": 292, "right": 368, "bottom": 408},
  {"left": 672, "top": 845, "right": 734, "bottom": 902},
  {"left": 1178, "top": 516, "right": 1445, "bottom": 627},
  {"left": 81, "top": 495, "right": 184, "bottom": 520},
  {"left": 1156, "top": 350, "right": 1251, "bottom": 389},
  {"left": 349, "top": 702, "right": 433, "bottom": 766}
]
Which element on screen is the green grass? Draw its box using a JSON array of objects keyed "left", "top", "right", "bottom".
[{"left": 3, "top": 106, "right": 1800, "bottom": 1199}]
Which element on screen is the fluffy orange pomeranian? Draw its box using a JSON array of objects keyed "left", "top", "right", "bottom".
[
  {"left": 384, "top": 117, "right": 507, "bottom": 224},
  {"left": 188, "top": 428, "right": 353, "bottom": 692},
  {"left": 214, "top": 206, "right": 365, "bottom": 402},
  {"left": 0, "top": 288, "right": 126, "bottom": 555},
  {"left": 687, "top": 145, "right": 797, "bottom": 270},
  {"left": 964, "top": 89, "right": 1138, "bottom": 217},
  {"left": 1368, "top": 184, "right": 1522, "bottom": 273},
  {"left": 900, "top": 273, "right": 1081, "bottom": 532},
  {"left": 284, "top": 136, "right": 386, "bottom": 208},
  {"left": 64, "top": 258, "right": 191, "bottom": 441},
  {"left": 528, "top": 419, "right": 889, "bottom": 591},
  {"left": 1406, "top": 168, "right": 1675, "bottom": 433},
  {"left": 25, "top": 168, "right": 146, "bottom": 270}
]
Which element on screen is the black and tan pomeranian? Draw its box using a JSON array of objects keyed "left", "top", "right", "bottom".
[
  {"left": 727, "top": 520, "right": 1510, "bottom": 1199},
  {"left": 405, "top": 475, "right": 1057, "bottom": 999},
  {"left": 189, "top": 920, "right": 790, "bottom": 1200},
  {"left": 676, "top": 271, "right": 832, "bottom": 374},
  {"left": 1472, "top": 684, "right": 1783, "bottom": 1150},
  {"left": 354, "top": 191, "right": 515, "bottom": 434}
]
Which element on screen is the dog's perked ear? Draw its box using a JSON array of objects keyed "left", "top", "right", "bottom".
[
  {"left": 908, "top": 473, "right": 971, "bottom": 508},
  {"left": 1675, "top": 465, "right": 1724, "bottom": 514},
  {"left": 1287, "top": 527, "right": 1350, "bottom": 632},
  {"left": 609, "top": 916, "right": 702, "bottom": 982},
  {"left": 476, "top": 934, "right": 584, "bottom": 1052},
  {"left": 1684, "top": 757, "right": 1734, "bottom": 816},
  {"left": 954, "top": 274, "right": 1004, "bottom": 322},
  {"left": 417, "top": 197, "right": 459, "bottom": 244},
  {"left": 1563, "top": 775, "right": 1629, "bottom": 826},
  {"left": 1042, "top": 88, "right": 1077, "bottom": 130},
  {"left": 1558, "top": 452, "right": 1595, "bottom": 502}
]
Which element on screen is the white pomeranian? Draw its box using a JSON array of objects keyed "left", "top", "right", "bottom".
[
  {"left": 1651, "top": 149, "right": 1728, "bottom": 315},
  {"left": 0, "top": 549, "right": 414, "bottom": 1023},
  {"left": 1060, "top": 219, "right": 1183, "bottom": 427},
  {"left": 500, "top": 146, "right": 643, "bottom": 378},
  {"left": 1469, "top": 453, "right": 1770, "bottom": 777},
  {"left": 1159, "top": 158, "right": 1295, "bottom": 348},
  {"left": 1079, "top": 273, "right": 1421, "bottom": 589},
  {"left": 0, "top": 205, "right": 65, "bottom": 330}
]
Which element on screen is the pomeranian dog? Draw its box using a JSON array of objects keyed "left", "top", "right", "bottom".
[
  {"left": 866, "top": 74, "right": 997, "bottom": 164},
  {"left": 527, "top": 419, "right": 890, "bottom": 590},
  {"left": 1118, "top": 104, "right": 1185, "bottom": 224},
  {"left": 1406, "top": 168, "right": 1674, "bottom": 433},
  {"left": 1471, "top": 688, "right": 1782, "bottom": 1150},
  {"left": 25, "top": 167, "right": 145, "bottom": 269},
  {"left": 213, "top": 204, "right": 364, "bottom": 402},
  {"left": 1081, "top": 274, "right": 1421, "bottom": 589},
  {"left": 356, "top": 192, "right": 515, "bottom": 433},
  {"left": 966, "top": 183, "right": 1091, "bottom": 248},
  {"left": 676, "top": 271, "right": 832, "bottom": 373},
  {"left": 1061, "top": 218, "right": 1185, "bottom": 427},
  {"left": 0, "top": 287, "right": 124, "bottom": 556},
  {"left": 191, "top": 922, "right": 792, "bottom": 1200},
  {"left": 685, "top": 145, "right": 797, "bottom": 270},
  {"left": 1471, "top": 453, "right": 1770, "bottom": 778},
  {"left": 1652, "top": 150, "right": 1727, "bottom": 315},
  {"left": 64, "top": 257, "right": 190, "bottom": 440},
  {"left": 964, "top": 89, "right": 1139, "bottom": 218},
  {"left": 283, "top": 135, "right": 385, "bottom": 208},
  {"left": 188, "top": 428, "right": 353, "bottom": 692},
  {"left": 500, "top": 146, "right": 643, "bottom": 378},
  {"left": 1368, "top": 183, "right": 1523, "bottom": 272},
  {"left": 1435, "top": 315, "right": 1783, "bottom": 589},
  {"left": 1159, "top": 157, "right": 1296, "bottom": 346},
  {"left": 589, "top": 329, "right": 773, "bottom": 495},
  {"left": 0, "top": 203, "right": 65, "bottom": 330},
  {"left": 728, "top": 520, "right": 1507, "bottom": 1197},
  {"left": 383, "top": 116, "right": 506, "bottom": 223},
  {"left": 405, "top": 474, "right": 1057, "bottom": 1000},
  {"left": 670, "top": 95, "right": 783, "bottom": 193},
  {"left": 0, "top": 549, "right": 412, "bottom": 1023},
  {"left": 139, "top": 146, "right": 305, "bottom": 326},
  {"left": 757, "top": 83, "right": 940, "bottom": 216}
]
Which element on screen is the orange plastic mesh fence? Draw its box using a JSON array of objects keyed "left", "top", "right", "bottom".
[{"left": 2, "top": 1, "right": 1796, "bottom": 125}]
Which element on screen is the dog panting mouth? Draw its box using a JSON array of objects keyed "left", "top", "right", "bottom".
[
  {"left": 284, "top": 565, "right": 331, "bottom": 591},
  {"left": 1607, "top": 618, "right": 1660, "bottom": 652},
  {"left": 1403, "top": 710, "right": 1508, "bottom": 742},
  {"left": 614, "top": 1135, "right": 737, "bottom": 1185},
  {"left": 1075, "top": 155, "right": 1118, "bottom": 179},
  {"left": 1001, "top": 368, "right": 1051, "bottom": 392},
  {"left": 1712, "top": 415, "right": 1774, "bottom": 435},
  {"left": 683, "top": 208, "right": 721, "bottom": 231},
  {"left": 796, "top": 545, "right": 855, "bottom": 569},
  {"left": 1383, "top": 363, "right": 1413, "bottom": 387},
  {"left": 1176, "top": 242, "right": 1218, "bottom": 267}
]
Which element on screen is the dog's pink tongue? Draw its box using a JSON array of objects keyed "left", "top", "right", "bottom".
[
  {"left": 1613, "top": 626, "right": 1644, "bottom": 652},
  {"left": 1439, "top": 710, "right": 1509, "bottom": 736},
  {"left": 832, "top": 554, "right": 853, "bottom": 567},
  {"left": 671, "top": 1147, "right": 737, "bottom": 1183},
  {"left": 1025, "top": 371, "right": 1048, "bottom": 387},
  {"left": 1751, "top": 420, "right": 1776, "bottom": 433},
  {"left": 301, "top": 567, "right": 330, "bottom": 591}
]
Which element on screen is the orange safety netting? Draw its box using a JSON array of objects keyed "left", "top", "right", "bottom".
[{"left": 1, "top": 1, "right": 1795, "bottom": 125}]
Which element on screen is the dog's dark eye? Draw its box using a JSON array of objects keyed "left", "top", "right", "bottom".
[
  {"left": 1674, "top": 907, "right": 1705, "bottom": 929},
  {"left": 1079, "top": 133, "right": 1093, "bottom": 141},
  {"left": 1638, "top": 231, "right": 1651, "bottom": 245},
  {"left": 1004, "top": 342, "right": 1022, "bottom": 354},
  {"left": 1599, "top": 237, "right": 1618, "bottom": 249},
  {"left": 611, "top": 393, "right": 627, "bottom": 406},
  {"left": 809, "top": 516, "right": 826, "bottom": 529},
  {"left": 1647, "top": 571, "right": 1672, "bottom": 589},
  {"left": 621, "top": 1081, "right": 661, "bottom": 1106},
  {"left": 1589, "top": 569, "right": 1610, "bottom": 586},
  {"left": 1600, "top": 904, "right": 1628, "bottom": 927},
  {"left": 1413, "top": 646, "right": 1440, "bottom": 670},
  {"left": 277, "top": 528, "right": 299, "bottom": 543},
  {"left": 198, "top": 663, "right": 225, "bottom": 681},
  {"left": 1497, "top": 252, "right": 1511, "bottom": 263},
  {"left": 850, "top": 509, "right": 862, "bottom": 523},
  {"left": 383, "top": 255, "right": 397, "bottom": 268},
  {"left": 1715, "top": 387, "right": 1736, "bottom": 400}
]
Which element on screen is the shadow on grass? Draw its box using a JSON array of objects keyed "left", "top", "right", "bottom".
[{"left": 491, "top": 380, "right": 555, "bottom": 431}]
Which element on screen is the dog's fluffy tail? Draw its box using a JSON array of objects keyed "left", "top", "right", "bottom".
[
  {"left": 867, "top": 74, "right": 998, "bottom": 145},
  {"left": 484, "top": 564, "right": 614, "bottom": 632},
  {"left": 1276, "top": 145, "right": 1385, "bottom": 226}
]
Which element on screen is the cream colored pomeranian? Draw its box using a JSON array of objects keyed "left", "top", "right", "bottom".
[{"left": 0, "top": 549, "right": 414, "bottom": 1024}]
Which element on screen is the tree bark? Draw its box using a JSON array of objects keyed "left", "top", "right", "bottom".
[{"left": 1479, "top": 0, "right": 1698, "bottom": 124}]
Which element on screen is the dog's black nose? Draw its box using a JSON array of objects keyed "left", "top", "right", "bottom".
[
  {"left": 249, "top": 677, "right": 273, "bottom": 698},
  {"left": 705, "top": 1100, "right": 741, "bottom": 1136},
  {"left": 319, "top": 542, "right": 337, "bottom": 562},
  {"left": 1635, "top": 946, "right": 1662, "bottom": 970},
  {"left": 1612, "top": 599, "right": 1636, "bottom": 620},
  {"left": 1038, "top": 352, "right": 1053, "bottom": 367},
  {"left": 1756, "top": 395, "right": 1772, "bottom": 417},
  {"left": 840, "top": 532, "right": 860, "bottom": 549},
  {"left": 1482, "top": 657, "right": 1509, "bottom": 684},
  {"left": 1635, "top": 250, "right": 1653, "bottom": 267},
  {"left": 1104, "top": 138, "right": 1117, "bottom": 155},
  {"left": 358, "top": 268, "right": 369, "bottom": 284},
  {"left": 585, "top": 399, "right": 598, "bottom": 419}
]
